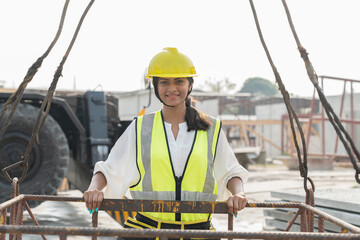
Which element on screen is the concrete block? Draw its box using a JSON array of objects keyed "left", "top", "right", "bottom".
[{"left": 265, "top": 188, "right": 360, "bottom": 233}]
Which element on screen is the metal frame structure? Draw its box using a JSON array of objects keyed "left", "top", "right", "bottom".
[
  {"left": 280, "top": 76, "right": 360, "bottom": 160},
  {"left": 1, "top": 178, "right": 360, "bottom": 240},
  {"left": 222, "top": 76, "right": 360, "bottom": 163}
]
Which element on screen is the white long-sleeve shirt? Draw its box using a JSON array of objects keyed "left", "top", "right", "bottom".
[{"left": 94, "top": 119, "right": 248, "bottom": 201}]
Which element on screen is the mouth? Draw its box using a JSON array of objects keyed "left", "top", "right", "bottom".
[{"left": 166, "top": 94, "right": 179, "bottom": 100}]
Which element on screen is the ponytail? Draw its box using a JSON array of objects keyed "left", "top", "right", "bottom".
[{"left": 185, "top": 97, "right": 211, "bottom": 131}]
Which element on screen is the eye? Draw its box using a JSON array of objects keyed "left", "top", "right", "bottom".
[
  {"left": 159, "top": 80, "right": 169, "bottom": 86},
  {"left": 176, "top": 79, "right": 185, "bottom": 85}
]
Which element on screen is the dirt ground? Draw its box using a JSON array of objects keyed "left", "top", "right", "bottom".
[{"left": 17, "top": 162, "right": 359, "bottom": 239}]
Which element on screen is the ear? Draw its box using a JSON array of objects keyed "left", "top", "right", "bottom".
[{"left": 188, "top": 82, "right": 193, "bottom": 92}]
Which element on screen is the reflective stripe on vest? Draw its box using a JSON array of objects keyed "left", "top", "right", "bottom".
[{"left": 130, "top": 111, "right": 221, "bottom": 222}]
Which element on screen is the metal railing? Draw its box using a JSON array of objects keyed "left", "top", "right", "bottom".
[{"left": 1, "top": 178, "right": 360, "bottom": 240}]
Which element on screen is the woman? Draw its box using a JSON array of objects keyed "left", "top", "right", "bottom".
[{"left": 83, "top": 47, "right": 248, "bottom": 237}]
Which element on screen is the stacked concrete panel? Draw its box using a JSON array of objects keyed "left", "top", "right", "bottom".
[{"left": 264, "top": 188, "right": 360, "bottom": 233}]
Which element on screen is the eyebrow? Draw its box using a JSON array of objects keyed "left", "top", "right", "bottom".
[{"left": 159, "top": 78, "right": 185, "bottom": 81}]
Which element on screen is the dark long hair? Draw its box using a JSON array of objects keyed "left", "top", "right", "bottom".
[
  {"left": 185, "top": 96, "right": 210, "bottom": 131},
  {"left": 153, "top": 77, "right": 210, "bottom": 131}
]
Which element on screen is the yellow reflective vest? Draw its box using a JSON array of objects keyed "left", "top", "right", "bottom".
[{"left": 130, "top": 111, "right": 221, "bottom": 222}]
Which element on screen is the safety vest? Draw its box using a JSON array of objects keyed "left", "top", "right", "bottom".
[{"left": 130, "top": 111, "right": 221, "bottom": 222}]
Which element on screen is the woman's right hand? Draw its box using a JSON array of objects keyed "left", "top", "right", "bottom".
[{"left": 83, "top": 189, "right": 104, "bottom": 214}]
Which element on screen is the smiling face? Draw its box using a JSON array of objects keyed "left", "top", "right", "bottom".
[{"left": 156, "top": 77, "right": 192, "bottom": 107}]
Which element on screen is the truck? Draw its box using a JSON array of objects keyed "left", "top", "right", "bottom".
[{"left": 0, "top": 89, "right": 132, "bottom": 207}]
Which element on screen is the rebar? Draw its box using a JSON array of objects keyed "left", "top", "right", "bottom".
[
  {"left": 300, "top": 203, "right": 360, "bottom": 233},
  {"left": 0, "top": 226, "right": 359, "bottom": 240}
]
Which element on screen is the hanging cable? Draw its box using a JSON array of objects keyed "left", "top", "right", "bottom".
[
  {"left": 281, "top": 0, "right": 360, "bottom": 184},
  {"left": 249, "top": 0, "right": 313, "bottom": 193},
  {"left": 2, "top": 0, "right": 96, "bottom": 184},
  {"left": 0, "top": 0, "right": 70, "bottom": 140}
]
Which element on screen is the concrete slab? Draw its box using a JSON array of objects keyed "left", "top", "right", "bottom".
[
  {"left": 271, "top": 188, "right": 360, "bottom": 213},
  {"left": 264, "top": 208, "right": 357, "bottom": 232}
]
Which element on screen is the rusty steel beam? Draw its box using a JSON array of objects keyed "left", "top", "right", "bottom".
[
  {"left": 300, "top": 203, "right": 360, "bottom": 233},
  {"left": 22, "top": 195, "right": 300, "bottom": 213},
  {"left": 0, "top": 226, "right": 360, "bottom": 239}
]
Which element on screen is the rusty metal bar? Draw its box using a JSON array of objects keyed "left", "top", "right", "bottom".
[
  {"left": 300, "top": 203, "right": 360, "bottom": 233},
  {"left": 22, "top": 195, "right": 301, "bottom": 213},
  {"left": 227, "top": 213, "right": 233, "bottom": 240},
  {"left": 306, "top": 189, "right": 315, "bottom": 232},
  {"left": 21, "top": 195, "right": 360, "bottom": 233},
  {"left": 319, "top": 75, "right": 360, "bottom": 84},
  {"left": 300, "top": 208, "right": 307, "bottom": 232},
  {"left": 285, "top": 208, "right": 301, "bottom": 231},
  {"left": 0, "top": 226, "right": 360, "bottom": 239},
  {"left": 0, "top": 195, "right": 25, "bottom": 211},
  {"left": 23, "top": 195, "right": 83, "bottom": 203},
  {"left": 23, "top": 202, "right": 47, "bottom": 240},
  {"left": 318, "top": 216, "right": 324, "bottom": 233},
  {"left": 15, "top": 200, "right": 23, "bottom": 240},
  {"left": 334, "top": 81, "right": 347, "bottom": 155},
  {"left": 282, "top": 115, "right": 360, "bottom": 125},
  {"left": 10, "top": 178, "right": 19, "bottom": 240},
  {"left": 92, "top": 212, "right": 98, "bottom": 240},
  {"left": 4, "top": 195, "right": 360, "bottom": 234}
]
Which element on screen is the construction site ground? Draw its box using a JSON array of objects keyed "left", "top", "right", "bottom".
[{"left": 19, "top": 161, "right": 359, "bottom": 239}]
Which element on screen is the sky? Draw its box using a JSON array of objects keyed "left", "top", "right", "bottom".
[{"left": 1, "top": 0, "right": 360, "bottom": 97}]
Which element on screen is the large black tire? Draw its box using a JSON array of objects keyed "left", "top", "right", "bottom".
[{"left": 0, "top": 103, "right": 70, "bottom": 207}]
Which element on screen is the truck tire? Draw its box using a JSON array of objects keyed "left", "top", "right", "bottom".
[{"left": 0, "top": 103, "right": 70, "bottom": 207}]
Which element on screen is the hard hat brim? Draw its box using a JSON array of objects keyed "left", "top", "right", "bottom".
[{"left": 146, "top": 73, "right": 198, "bottom": 78}]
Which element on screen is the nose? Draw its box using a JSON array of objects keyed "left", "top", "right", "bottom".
[{"left": 167, "top": 82, "right": 178, "bottom": 91}]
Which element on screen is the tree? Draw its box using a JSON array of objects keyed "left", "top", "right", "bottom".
[
  {"left": 239, "top": 77, "right": 278, "bottom": 96},
  {"left": 199, "top": 77, "right": 237, "bottom": 93}
]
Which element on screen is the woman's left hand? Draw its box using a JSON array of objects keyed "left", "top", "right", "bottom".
[{"left": 227, "top": 192, "right": 248, "bottom": 217}]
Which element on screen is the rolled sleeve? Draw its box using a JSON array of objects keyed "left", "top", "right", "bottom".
[{"left": 93, "top": 120, "right": 140, "bottom": 199}]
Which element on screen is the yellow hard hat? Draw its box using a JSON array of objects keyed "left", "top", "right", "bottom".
[{"left": 146, "top": 47, "right": 198, "bottom": 78}]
